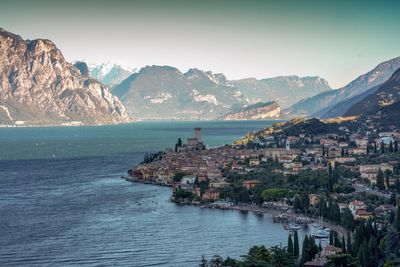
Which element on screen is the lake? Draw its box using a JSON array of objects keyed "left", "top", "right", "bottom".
[{"left": 0, "top": 120, "right": 310, "bottom": 266}]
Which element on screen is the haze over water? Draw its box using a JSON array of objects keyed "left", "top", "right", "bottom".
[{"left": 0, "top": 121, "right": 310, "bottom": 266}]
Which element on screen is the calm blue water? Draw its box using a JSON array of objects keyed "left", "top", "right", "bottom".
[{"left": 0, "top": 121, "right": 308, "bottom": 266}]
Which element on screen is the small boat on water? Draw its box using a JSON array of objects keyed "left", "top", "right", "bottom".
[
  {"left": 313, "top": 229, "right": 329, "bottom": 239},
  {"left": 312, "top": 223, "right": 321, "bottom": 228},
  {"left": 289, "top": 223, "right": 301, "bottom": 231}
]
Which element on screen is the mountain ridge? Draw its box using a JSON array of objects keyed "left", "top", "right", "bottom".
[
  {"left": 0, "top": 27, "right": 130, "bottom": 125},
  {"left": 285, "top": 56, "right": 400, "bottom": 118}
]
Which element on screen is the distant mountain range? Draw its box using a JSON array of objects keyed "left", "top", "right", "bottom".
[
  {"left": 0, "top": 28, "right": 130, "bottom": 125},
  {"left": 232, "top": 76, "right": 331, "bottom": 108},
  {"left": 86, "top": 62, "right": 136, "bottom": 86},
  {"left": 111, "top": 66, "right": 245, "bottom": 120},
  {"left": 285, "top": 57, "right": 400, "bottom": 118},
  {"left": 220, "top": 101, "right": 280, "bottom": 120},
  {"left": 110, "top": 66, "right": 331, "bottom": 120},
  {"left": 0, "top": 27, "right": 399, "bottom": 124}
]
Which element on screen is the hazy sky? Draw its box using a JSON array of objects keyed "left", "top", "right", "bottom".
[{"left": 1, "top": 0, "right": 400, "bottom": 88}]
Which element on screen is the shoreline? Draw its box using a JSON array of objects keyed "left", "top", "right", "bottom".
[{"left": 122, "top": 175, "right": 348, "bottom": 238}]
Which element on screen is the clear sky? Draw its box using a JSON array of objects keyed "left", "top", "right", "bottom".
[{"left": 1, "top": 0, "right": 400, "bottom": 88}]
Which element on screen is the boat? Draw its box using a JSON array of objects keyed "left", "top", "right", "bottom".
[
  {"left": 311, "top": 223, "right": 321, "bottom": 228},
  {"left": 289, "top": 223, "right": 301, "bottom": 230},
  {"left": 313, "top": 229, "right": 329, "bottom": 239}
]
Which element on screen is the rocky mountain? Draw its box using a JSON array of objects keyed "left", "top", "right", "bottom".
[
  {"left": 345, "top": 67, "right": 400, "bottom": 117},
  {"left": 320, "top": 85, "right": 380, "bottom": 119},
  {"left": 285, "top": 57, "right": 400, "bottom": 117},
  {"left": 87, "top": 62, "right": 135, "bottom": 86},
  {"left": 232, "top": 76, "right": 331, "bottom": 108},
  {"left": 113, "top": 66, "right": 331, "bottom": 120},
  {"left": 220, "top": 101, "right": 280, "bottom": 120},
  {"left": 112, "top": 66, "right": 246, "bottom": 120},
  {"left": 0, "top": 28, "right": 130, "bottom": 125}
]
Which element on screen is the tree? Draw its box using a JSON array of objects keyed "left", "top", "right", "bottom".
[
  {"left": 346, "top": 231, "right": 353, "bottom": 255},
  {"left": 381, "top": 226, "right": 400, "bottom": 265},
  {"left": 396, "top": 205, "right": 400, "bottom": 232},
  {"left": 357, "top": 240, "right": 368, "bottom": 267},
  {"left": 293, "top": 230, "right": 299, "bottom": 256},
  {"left": 173, "top": 172, "right": 185, "bottom": 182},
  {"left": 386, "top": 175, "right": 391, "bottom": 190},
  {"left": 210, "top": 255, "right": 223, "bottom": 267},
  {"left": 300, "top": 235, "right": 311, "bottom": 265},
  {"left": 389, "top": 141, "right": 394, "bottom": 153},
  {"left": 389, "top": 193, "right": 397, "bottom": 206},
  {"left": 199, "top": 255, "right": 208, "bottom": 267},
  {"left": 394, "top": 140, "right": 398, "bottom": 153},
  {"left": 377, "top": 169, "right": 385, "bottom": 191},
  {"left": 368, "top": 236, "right": 377, "bottom": 267},
  {"left": 175, "top": 138, "right": 183, "bottom": 152},
  {"left": 374, "top": 142, "right": 377, "bottom": 154},
  {"left": 294, "top": 196, "right": 302, "bottom": 212},
  {"left": 341, "top": 235, "right": 346, "bottom": 254},
  {"left": 342, "top": 207, "right": 355, "bottom": 231},
  {"left": 269, "top": 246, "right": 294, "bottom": 267},
  {"left": 381, "top": 142, "right": 385, "bottom": 154},
  {"left": 325, "top": 254, "right": 358, "bottom": 267},
  {"left": 287, "top": 234, "right": 294, "bottom": 255},
  {"left": 329, "top": 230, "right": 334, "bottom": 246}
]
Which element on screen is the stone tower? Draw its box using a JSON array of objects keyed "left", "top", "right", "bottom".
[{"left": 194, "top": 127, "right": 202, "bottom": 141}]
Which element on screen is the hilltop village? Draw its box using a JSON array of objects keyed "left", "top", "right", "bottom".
[{"left": 127, "top": 117, "right": 400, "bottom": 267}]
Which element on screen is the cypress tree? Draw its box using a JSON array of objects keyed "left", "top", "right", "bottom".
[
  {"left": 377, "top": 169, "right": 385, "bottom": 191},
  {"left": 329, "top": 231, "right": 334, "bottom": 246},
  {"left": 374, "top": 142, "right": 377, "bottom": 154},
  {"left": 301, "top": 235, "right": 311, "bottom": 264},
  {"left": 310, "top": 236, "right": 318, "bottom": 259},
  {"left": 368, "top": 236, "right": 377, "bottom": 267},
  {"left": 394, "top": 140, "right": 398, "bottom": 152},
  {"left": 380, "top": 142, "right": 385, "bottom": 154},
  {"left": 396, "top": 204, "right": 400, "bottom": 232},
  {"left": 347, "top": 232, "right": 353, "bottom": 255},
  {"left": 341, "top": 235, "right": 346, "bottom": 253},
  {"left": 386, "top": 175, "right": 390, "bottom": 190},
  {"left": 389, "top": 141, "right": 394, "bottom": 153},
  {"left": 287, "top": 234, "right": 294, "bottom": 254},
  {"left": 294, "top": 230, "right": 299, "bottom": 256}
]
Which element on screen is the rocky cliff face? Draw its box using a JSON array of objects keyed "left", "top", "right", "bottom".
[
  {"left": 220, "top": 101, "right": 280, "bottom": 120},
  {"left": 0, "top": 28, "right": 130, "bottom": 125}
]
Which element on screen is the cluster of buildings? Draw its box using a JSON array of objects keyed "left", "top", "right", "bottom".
[{"left": 130, "top": 120, "right": 399, "bottom": 217}]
